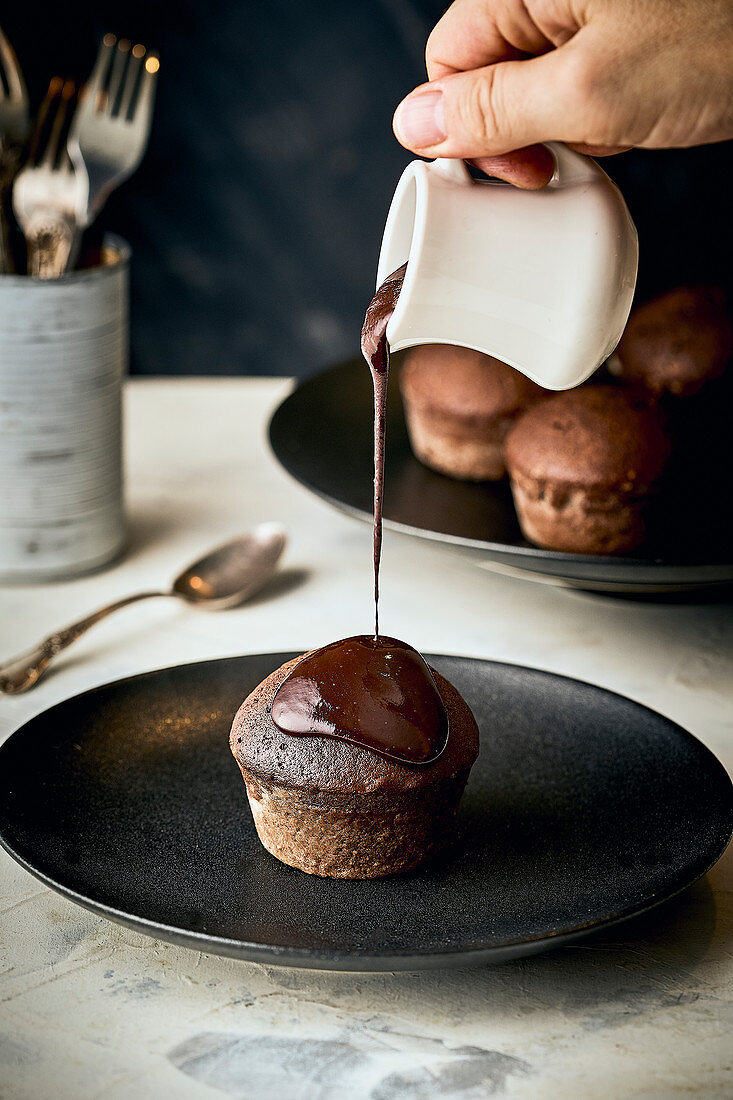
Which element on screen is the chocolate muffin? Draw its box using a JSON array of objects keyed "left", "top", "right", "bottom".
[
  {"left": 505, "top": 386, "right": 671, "bottom": 554},
  {"left": 230, "top": 650, "right": 479, "bottom": 878},
  {"left": 612, "top": 286, "right": 733, "bottom": 398},
  {"left": 399, "top": 344, "right": 549, "bottom": 481}
]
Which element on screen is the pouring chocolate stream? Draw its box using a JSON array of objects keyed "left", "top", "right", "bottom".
[
  {"left": 271, "top": 263, "right": 448, "bottom": 765},
  {"left": 360, "top": 261, "right": 407, "bottom": 639}
]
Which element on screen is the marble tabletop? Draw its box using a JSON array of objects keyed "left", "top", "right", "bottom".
[{"left": 1, "top": 378, "right": 731, "bottom": 1100}]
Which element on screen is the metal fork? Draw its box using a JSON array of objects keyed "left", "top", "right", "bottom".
[
  {"left": 68, "top": 34, "right": 159, "bottom": 231},
  {"left": 0, "top": 26, "right": 30, "bottom": 273},
  {"left": 12, "top": 78, "right": 84, "bottom": 278}
]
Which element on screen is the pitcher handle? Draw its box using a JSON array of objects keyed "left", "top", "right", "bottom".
[
  {"left": 546, "top": 142, "right": 606, "bottom": 186},
  {"left": 431, "top": 158, "right": 473, "bottom": 184},
  {"left": 433, "top": 149, "right": 602, "bottom": 187}
]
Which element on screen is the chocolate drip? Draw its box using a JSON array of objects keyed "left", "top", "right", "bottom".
[
  {"left": 271, "top": 635, "right": 449, "bottom": 765},
  {"left": 360, "top": 263, "right": 407, "bottom": 638}
]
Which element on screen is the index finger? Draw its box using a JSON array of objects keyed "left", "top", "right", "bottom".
[{"left": 426, "top": 0, "right": 560, "bottom": 80}]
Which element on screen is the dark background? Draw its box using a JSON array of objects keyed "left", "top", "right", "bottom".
[{"left": 5, "top": 2, "right": 732, "bottom": 377}]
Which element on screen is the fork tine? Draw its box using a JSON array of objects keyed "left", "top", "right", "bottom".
[
  {"left": 85, "top": 33, "right": 115, "bottom": 115},
  {"left": 118, "top": 46, "right": 143, "bottom": 119},
  {"left": 28, "top": 77, "right": 62, "bottom": 164},
  {"left": 40, "top": 79, "right": 75, "bottom": 168},
  {"left": 106, "top": 38, "right": 130, "bottom": 114},
  {"left": 0, "top": 25, "right": 26, "bottom": 100},
  {"left": 133, "top": 55, "right": 159, "bottom": 126}
]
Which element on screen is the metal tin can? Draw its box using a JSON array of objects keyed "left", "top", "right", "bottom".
[{"left": 0, "top": 236, "right": 129, "bottom": 580}]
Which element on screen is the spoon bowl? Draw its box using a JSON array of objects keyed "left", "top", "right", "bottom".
[{"left": 172, "top": 523, "right": 287, "bottom": 609}]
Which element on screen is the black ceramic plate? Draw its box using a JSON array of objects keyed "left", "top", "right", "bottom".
[
  {"left": 1, "top": 654, "right": 731, "bottom": 971},
  {"left": 269, "top": 360, "right": 733, "bottom": 592}
]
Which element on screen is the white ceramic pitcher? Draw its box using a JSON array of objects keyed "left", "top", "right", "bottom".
[{"left": 376, "top": 144, "right": 638, "bottom": 390}]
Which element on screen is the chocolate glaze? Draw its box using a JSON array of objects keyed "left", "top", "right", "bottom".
[
  {"left": 360, "top": 262, "right": 407, "bottom": 638},
  {"left": 271, "top": 635, "right": 449, "bottom": 765},
  {"left": 272, "top": 262, "right": 449, "bottom": 767}
]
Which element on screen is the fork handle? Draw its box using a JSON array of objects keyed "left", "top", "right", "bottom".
[
  {"left": 0, "top": 206, "right": 11, "bottom": 274},
  {"left": 25, "top": 212, "right": 77, "bottom": 278},
  {"left": 0, "top": 590, "right": 168, "bottom": 694},
  {"left": 0, "top": 152, "right": 21, "bottom": 274},
  {"left": 0, "top": 182, "right": 12, "bottom": 274}
]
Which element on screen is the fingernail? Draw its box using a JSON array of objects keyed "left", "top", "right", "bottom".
[{"left": 394, "top": 90, "right": 446, "bottom": 148}]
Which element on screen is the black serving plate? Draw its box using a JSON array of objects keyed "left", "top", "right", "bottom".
[
  {"left": 0, "top": 654, "right": 730, "bottom": 971},
  {"left": 269, "top": 360, "right": 733, "bottom": 592}
]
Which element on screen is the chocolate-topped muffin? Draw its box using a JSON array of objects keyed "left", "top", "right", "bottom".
[
  {"left": 612, "top": 286, "right": 733, "bottom": 398},
  {"left": 400, "top": 344, "right": 549, "bottom": 480},
  {"left": 230, "top": 647, "right": 479, "bottom": 878},
  {"left": 505, "top": 386, "right": 671, "bottom": 554}
]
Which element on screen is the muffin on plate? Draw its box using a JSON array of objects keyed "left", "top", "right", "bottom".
[
  {"left": 230, "top": 644, "right": 479, "bottom": 878},
  {"left": 611, "top": 286, "right": 733, "bottom": 398},
  {"left": 399, "top": 344, "right": 549, "bottom": 481},
  {"left": 505, "top": 386, "right": 671, "bottom": 554}
]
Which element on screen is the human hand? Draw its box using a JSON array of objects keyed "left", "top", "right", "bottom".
[{"left": 393, "top": 0, "right": 733, "bottom": 188}]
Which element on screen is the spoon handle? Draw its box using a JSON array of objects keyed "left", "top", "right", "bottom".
[{"left": 0, "top": 590, "right": 167, "bottom": 695}]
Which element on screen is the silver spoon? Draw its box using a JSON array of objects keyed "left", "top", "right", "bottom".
[{"left": 0, "top": 523, "right": 287, "bottom": 695}]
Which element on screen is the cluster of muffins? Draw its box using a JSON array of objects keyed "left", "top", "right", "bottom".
[{"left": 399, "top": 286, "right": 732, "bottom": 555}]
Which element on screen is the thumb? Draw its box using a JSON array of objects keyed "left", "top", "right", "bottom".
[{"left": 393, "top": 51, "right": 576, "bottom": 159}]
